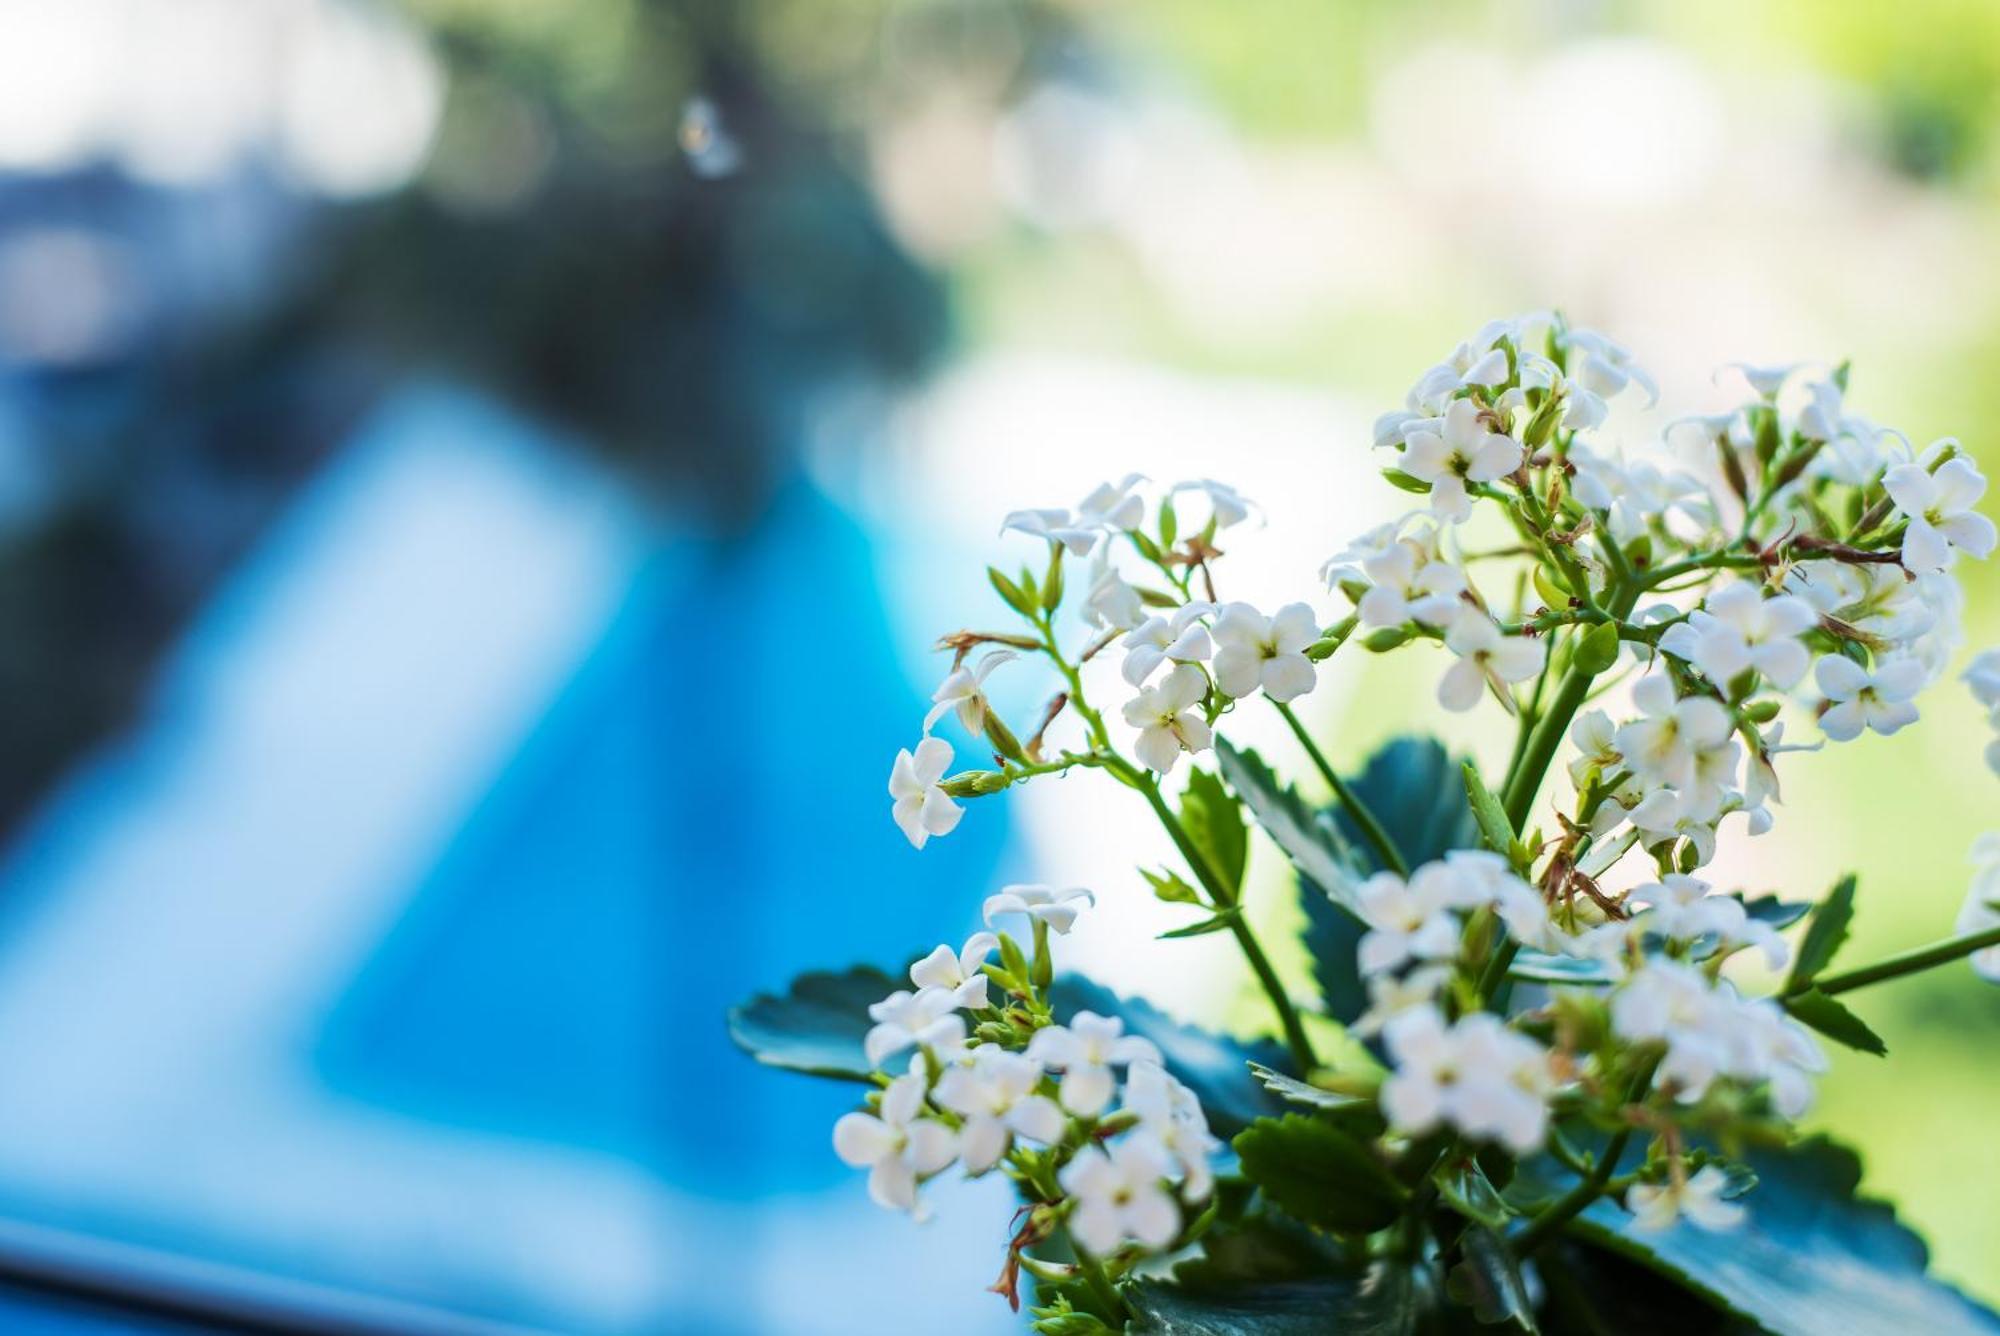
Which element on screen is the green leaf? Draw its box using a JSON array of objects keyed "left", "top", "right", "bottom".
[
  {"left": 1462, "top": 760, "right": 1516, "bottom": 862},
  {"left": 1572, "top": 619, "right": 1622, "bottom": 675},
  {"left": 1538, "top": 1240, "right": 1754, "bottom": 1334},
  {"left": 1437, "top": 1159, "right": 1514, "bottom": 1231},
  {"left": 1741, "top": 894, "right": 1812, "bottom": 930},
  {"left": 1213, "top": 740, "right": 1356, "bottom": 909},
  {"left": 1145, "top": 867, "right": 1203, "bottom": 904},
  {"left": 1171, "top": 1207, "right": 1345, "bottom": 1293},
  {"left": 1565, "top": 1136, "right": 2000, "bottom": 1336},
  {"left": 1449, "top": 1226, "right": 1538, "bottom": 1332},
  {"left": 1247, "top": 1063, "right": 1378, "bottom": 1117},
  {"left": 1232, "top": 1115, "right": 1403, "bottom": 1234},
  {"left": 1783, "top": 988, "right": 1887, "bottom": 1056},
  {"left": 1331, "top": 738, "right": 1483, "bottom": 874},
  {"left": 1508, "top": 950, "right": 1615, "bottom": 986},
  {"left": 1184, "top": 767, "right": 1251, "bottom": 896},
  {"left": 1786, "top": 873, "right": 1857, "bottom": 991},
  {"left": 1130, "top": 1270, "right": 1420, "bottom": 1336},
  {"left": 726, "top": 964, "right": 895, "bottom": 1081},
  {"left": 1160, "top": 907, "right": 1244, "bottom": 940},
  {"left": 1381, "top": 467, "right": 1432, "bottom": 495},
  {"left": 1050, "top": 976, "right": 1288, "bottom": 1136},
  {"left": 990, "top": 565, "right": 1036, "bottom": 617}
]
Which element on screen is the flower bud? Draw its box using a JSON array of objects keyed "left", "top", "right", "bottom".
[
  {"left": 1364, "top": 626, "right": 1415, "bottom": 652},
  {"left": 942, "top": 770, "right": 1012, "bottom": 797}
]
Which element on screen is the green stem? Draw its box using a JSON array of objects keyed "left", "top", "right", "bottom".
[
  {"left": 1500, "top": 582, "right": 1641, "bottom": 831},
  {"left": 1795, "top": 923, "right": 2000, "bottom": 998},
  {"left": 1272, "top": 700, "right": 1409, "bottom": 877},
  {"left": 1513, "top": 1057, "right": 1658, "bottom": 1257},
  {"left": 1125, "top": 761, "right": 1318, "bottom": 1072},
  {"left": 1072, "top": 1247, "right": 1129, "bottom": 1322}
]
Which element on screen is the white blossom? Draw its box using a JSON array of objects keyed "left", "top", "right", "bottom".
[
  {"left": 1355, "top": 870, "right": 1461, "bottom": 976},
  {"left": 1963, "top": 648, "right": 2000, "bottom": 710},
  {"left": 925, "top": 650, "right": 1016, "bottom": 736},
  {"left": 1081, "top": 550, "right": 1145, "bottom": 631},
  {"left": 1121, "top": 663, "right": 1214, "bottom": 773},
  {"left": 1725, "top": 361, "right": 1808, "bottom": 398},
  {"left": 932, "top": 1048, "right": 1067, "bottom": 1174},
  {"left": 889, "top": 737, "right": 962, "bottom": 850},
  {"left": 1628, "top": 1165, "right": 1746, "bottom": 1233},
  {"left": 1614, "top": 675, "right": 1734, "bottom": 792},
  {"left": 1380, "top": 1007, "right": 1554, "bottom": 1153},
  {"left": 1658, "top": 583, "right": 1816, "bottom": 689},
  {"left": 1026, "top": 1011, "right": 1163, "bottom": 1116},
  {"left": 833, "top": 1072, "right": 959, "bottom": 1216},
  {"left": 1626, "top": 877, "right": 1788, "bottom": 968},
  {"left": 1398, "top": 399, "right": 1524, "bottom": 523},
  {"left": 1060, "top": 1138, "right": 1180, "bottom": 1256},
  {"left": 1884, "top": 457, "right": 1995, "bottom": 574},
  {"left": 1172, "top": 478, "right": 1253, "bottom": 530},
  {"left": 1815, "top": 656, "right": 1923, "bottom": 741},
  {"left": 1438, "top": 610, "right": 1544, "bottom": 713},
  {"left": 1001, "top": 474, "right": 1148, "bottom": 554},
  {"left": 1211, "top": 602, "right": 1319, "bottom": 702},
  {"left": 983, "top": 884, "right": 1096, "bottom": 935},
  {"left": 1122, "top": 1060, "right": 1219, "bottom": 1201},
  {"left": 1121, "top": 604, "right": 1214, "bottom": 686},
  {"left": 909, "top": 932, "right": 999, "bottom": 1010},
  {"left": 1956, "top": 832, "right": 2000, "bottom": 984},
  {"left": 864, "top": 987, "right": 967, "bottom": 1068},
  {"left": 1356, "top": 526, "right": 1466, "bottom": 629}
]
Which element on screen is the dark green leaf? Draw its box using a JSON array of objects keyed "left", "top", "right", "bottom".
[
  {"left": 1232, "top": 1115, "right": 1403, "bottom": 1234},
  {"left": 1247, "top": 1063, "right": 1379, "bottom": 1117},
  {"left": 1214, "top": 739, "right": 1356, "bottom": 905},
  {"left": 1783, "top": 988, "right": 1887, "bottom": 1055},
  {"left": 1565, "top": 1136, "right": 2000, "bottom": 1336},
  {"left": 1741, "top": 895, "right": 1812, "bottom": 929},
  {"left": 1438, "top": 1160, "right": 1514, "bottom": 1231},
  {"left": 1184, "top": 768, "right": 1251, "bottom": 896},
  {"left": 1171, "top": 1209, "right": 1345, "bottom": 1292},
  {"left": 1450, "top": 1226, "right": 1538, "bottom": 1331},
  {"left": 1050, "top": 976, "right": 1287, "bottom": 1136},
  {"left": 1508, "top": 951, "right": 1615, "bottom": 986},
  {"left": 726, "top": 964, "right": 894, "bottom": 1081},
  {"left": 1538, "top": 1240, "right": 1753, "bottom": 1334},
  {"left": 1160, "top": 908, "right": 1244, "bottom": 940},
  {"left": 1332, "top": 738, "right": 1483, "bottom": 873},
  {"left": 1131, "top": 1269, "right": 1419, "bottom": 1336},
  {"left": 1786, "top": 873, "right": 1857, "bottom": 990}
]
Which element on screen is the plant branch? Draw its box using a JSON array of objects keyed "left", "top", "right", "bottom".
[
  {"left": 1272, "top": 700, "right": 1409, "bottom": 877},
  {"left": 1793, "top": 923, "right": 2000, "bottom": 998}
]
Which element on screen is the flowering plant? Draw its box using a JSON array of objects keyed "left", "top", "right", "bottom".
[{"left": 731, "top": 314, "right": 2000, "bottom": 1334}]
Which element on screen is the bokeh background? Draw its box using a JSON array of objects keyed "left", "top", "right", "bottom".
[{"left": 0, "top": 0, "right": 1996, "bottom": 1331}]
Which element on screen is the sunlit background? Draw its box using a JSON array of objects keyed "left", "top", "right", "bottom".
[{"left": 0, "top": 0, "right": 1996, "bottom": 1331}]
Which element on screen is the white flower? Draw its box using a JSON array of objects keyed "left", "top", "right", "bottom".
[
  {"left": 889, "top": 737, "right": 963, "bottom": 850},
  {"left": 1659, "top": 583, "right": 1817, "bottom": 689},
  {"left": 1626, "top": 877, "right": 1788, "bottom": 968},
  {"left": 1963, "top": 648, "right": 2000, "bottom": 711},
  {"left": 1355, "top": 870, "right": 1461, "bottom": 976},
  {"left": 1566, "top": 327, "right": 1659, "bottom": 410},
  {"left": 1172, "top": 478, "right": 1253, "bottom": 530},
  {"left": 1026, "top": 1011, "right": 1163, "bottom": 1116},
  {"left": 1614, "top": 675, "right": 1734, "bottom": 791},
  {"left": 1081, "top": 550, "right": 1145, "bottom": 631},
  {"left": 1815, "top": 656, "right": 1923, "bottom": 741},
  {"left": 1121, "top": 664, "right": 1214, "bottom": 774},
  {"left": 1211, "top": 602, "right": 1319, "bottom": 702},
  {"left": 1059, "top": 1137, "right": 1180, "bottom": 1256},
  {"left": 1122, "top": 1060, "right": 1219, "bottom": 1200},
  {"left": 932, "top": 1048, "right": 1067, "bottom": 1173},
  {"left": 1001, "top": 474, "right": 1148, "bottom": 554},
  {"left": 833, "top": 1072, "right": 959, "bottom": 1216},
  {"left": 1884, "top": 457, "right": 1995, "bottom": 573},
  {"left": 1725, "top": 361, "right": 1808, "bottom": 398},
  {"left": 863, "top": 987, "right": 967, "bottom": 1068},
  {"left": 1568, "top": 708, "right": 1622, "bottom": 787},
  {"left": 909, "top": 932, "right": 999, "bottom": 1010},
  {"left": 1374, "top": 409, "right": 1423, "bottom": 449},
  {"left": 924, "top": 650, "right": 1016, "bottom": 735},
  {"left": 1352, "top": 965, "right": 1452, "bottom": 1037},
  {"left": 983, "top": 884, "right": 1095, "bottom": 934},
  {"left": 1438, "top": 610, "right": 1544, "bottom": 713},
  {"left": 1379, "top": 1007, "right": 1554, "bottom": 1153},
  {"left": 1121, "top": 604, "right": 1214, "bottom": 686},
  {"left": 1357, "top": 527, "right": 1466, "bottom": 629},
  {"left": 1397, "top": 399, "right": 1524, "bottom": 523},
  {"left": 1628, "top": 789, "right": 1720, "bottom": 868},
  {"left": 1628, "top": 1165, "right": 1746, "bottom": 1233},
  {"left": 1956, "top": 832, "right": 2000, "bottom": 984}
]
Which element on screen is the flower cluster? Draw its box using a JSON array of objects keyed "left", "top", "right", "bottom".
[
  {"left": 790, "top": 315, "right": 2000, "bottom": 1329},
  {"left": 833, "top": 884, "right": 1217, "bottom": 1295}
]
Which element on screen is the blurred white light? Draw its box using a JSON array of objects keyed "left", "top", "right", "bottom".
[
  {"left": 1370, "top": 38, "right": 1722, "bottom": 209},
  {"left": 0, "top": 0, "right": 442, "bottom": 197},
  {"left": 992, "top": 83, "right": 1140, "bottom": 230},
  {"left": 275, "top": 0, "right": 444, "bottom": 199}
]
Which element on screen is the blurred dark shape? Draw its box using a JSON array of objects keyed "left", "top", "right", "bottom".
[{"left": 0, "top": 0, "right": 951, "bottom": 838}]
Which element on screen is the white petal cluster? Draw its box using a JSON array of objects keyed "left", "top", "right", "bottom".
[
  {"left": 1962, "top": 648, "right": 2000, "bottom": 776},
  {"left": 1380, "top": 1006, "right": 1557, "bottom": 1153},
  {"left": 1001, "top": 474, "right": 1147, "bottom": 554},
  {"left": 1121, "top": 663, "right": 1214, "bottom": 774},
  {"left": 1628, "top": 1165, "right": 1745, "bottom": 1233},
  {"left": 1027, "top": 1011, "right": 1164, "bottom": 1116},
  {"left": 888, "top": 736, "right": 962, "bottom": 850},
  {"left": 1956, "top": 832, "right": 2000, "bottom": 984},
  {"left": 1611, "top": 960, "right": 1826, "bottom": 1117},
  {"left": 1438, "top": 609, "right": 1544, "bottom": 713},
  {"left": 1211, "top": 602, "right": 1320, "bottom": 702}
]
